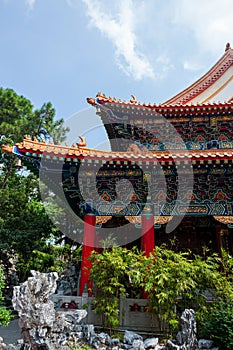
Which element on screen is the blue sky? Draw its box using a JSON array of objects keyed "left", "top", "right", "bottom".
[{"left": 1, "top": 0, "right": 233, "bottom": 120}]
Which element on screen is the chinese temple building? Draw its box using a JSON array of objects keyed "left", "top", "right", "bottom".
[{"left": 2, "top": 43, "right": 233, "bottom": 295}]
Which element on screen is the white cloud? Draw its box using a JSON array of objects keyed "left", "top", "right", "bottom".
[
  {"left": 25, "top": 0, "right": 35, "bottom": 10},
  {"left": 183, "top": 60, "right": 203, "bottom": 71},
  {"left": 155, "top": 54, "right": 174, "bottom": 79},
  {"left": 82, "top": 0, "right": 155, "bottom": 80},
  {"left": 173, "top": 0, "right": 233, "bottom": 55}
]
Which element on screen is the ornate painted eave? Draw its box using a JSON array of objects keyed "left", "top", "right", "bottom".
[
  {"left": 2, "top": 137, "right": 233, "bottom": 164},
  {"left": 87, "top": 92, "right": 233, "bottom": 118},
  {"left": 126, "top": 215, "right": 173, "bottom": 225}
]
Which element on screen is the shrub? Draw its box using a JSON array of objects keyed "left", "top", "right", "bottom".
[
  {"left": 198, "top": 299, "right": 233, "bottom": 350},
  {"left": 89, "top": 246, "right": 145, "bottom": 332},
  {"left": 89, "top": 246, "right": 233, "bottom": 339}
]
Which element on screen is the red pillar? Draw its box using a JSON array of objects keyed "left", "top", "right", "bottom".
[
  {"left": 79, "top": 214, "right": 96, "bottom": 296},
  {"left": 141, "top": 214, "right": 155, "bottom": 256},
  {"left": 141, "top": 214, "right": 154, "bottom": 299}
]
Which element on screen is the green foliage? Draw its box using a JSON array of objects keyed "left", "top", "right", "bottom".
[
  {"left": 0, "top": 266, "right": 11, "bottom": 326},
  {"left": 89, "top": 246, "right": 233, "bottom": 338},
  {"left": 220, "top": 249, "right": 233, "bottom": 283},
  {"left": 111, "top": 332, "right": 124, "bottom": 342},
  {"left": 18, "top": 245, "right": 65, "bottom": 277},
  {"left": 0, "top": 88, "right": 33, "bottom": 143},
  {"left": 141, "top": 246, "right": 233, "bottom": 336},
  {"left": 0, "top": 87, "right": 69, "bottom": 282},
  {"left": 89, "top": 246, "right": 145, "bottom": 332},
  {"left": 141, "top": 247, "right": 195, "bottom": 335},
  {"left": 199, "top": 299, "right": 233, "bottom": 350},
  {"left": 22, "top": 242, "right": 82, "bottom": 277},
  {"left": 0, "top": 87, "right": 68, "bottom": 144},
  {"left": 0, "top": 172, "right": 57, "bottom": 281}
]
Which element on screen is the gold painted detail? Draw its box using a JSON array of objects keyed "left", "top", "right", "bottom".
[
  {"left": 214, "top": 216, "right": 233, "bottom": 224},
  {"left": 154, "top": 216, "right": 173, "bottom": 224},
  {"left": 125, "top": 216, "right": 141, "bottom": 224},
  {"left": 125, "top": 216, "right": 173, "bottom": 225},
  {"left": 95, "top": 216, "right": 112, "bottom": 225}
]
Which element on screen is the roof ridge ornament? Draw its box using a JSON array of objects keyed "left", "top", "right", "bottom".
[
  {"left": 130, "top": 95, "right": 138, "bottom": 104},
  {"left": 225, "top": 42, "right": 231, "bottom": 51},
  {"left": 77, "top": 135, "right": 86, "bottom": 148}
]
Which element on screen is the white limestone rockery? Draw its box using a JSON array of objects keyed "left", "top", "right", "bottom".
[
  {"left": 11, "top": 271, "right": 87, "bottom": 349},
  {"left": 3, "top": 271, "right": 220, "bottom": 350}
]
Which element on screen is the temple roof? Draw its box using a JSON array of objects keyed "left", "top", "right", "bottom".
[
  {"left": 88, "top": 93, "right": 233, "bottom": 118},
  {"left": 163, "top": 43, "right": 233, "bottom": 105},
  {"left": 87, "top": 43, "right": 233, "bottom": 110},
  {"left": 3, "top": 44, "right": 233, "bottom": 167},
  {"left": 2, "top": 137, "right": 233, "bottom": 163}
]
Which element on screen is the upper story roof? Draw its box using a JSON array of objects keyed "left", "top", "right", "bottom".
[
  {"left": 87, "top": 43, "right": 233, "bottom": 110},
  {"left": 163, "top": 43, "right": 233, "bottom": 106}
]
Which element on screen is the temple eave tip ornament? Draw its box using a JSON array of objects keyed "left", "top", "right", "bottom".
[
  {"left": 86, "top": 97, "right": 96, "bottom": 106},
  {"left": 1, "top": 144, "right": 13, "bottom": 154},
  {"left": 225, "top": 42, "right": 231, "bottom": 51}
]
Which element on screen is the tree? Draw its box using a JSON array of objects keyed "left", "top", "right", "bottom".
[
  {"left": 0, "top": 266, "right": 11, "bottom": 326},
  {"left": 0, "top": 87, "right": 69, "bottom": 283},
  {"left": 0, "top": 88, "right": 67, "bottom": 144},
  {"left": 0, "top": 88, "right": 68, "bottom": 189},
  {"left": 0, "top": 174, "right": 55, "bottom": 280}
]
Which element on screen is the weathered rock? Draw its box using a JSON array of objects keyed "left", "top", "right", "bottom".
[
  {"left": 97, "top": 332, "right": 111, "bottom": 344},
  {"left": 154, "top": 346, "right": 165, "bottom": 350},
  {"left": 166, "top": 340, "right": 180, "bottom": 349},
  {"left": 1, "top": 253, "right": 19, "bottom": 306},
  {"left": 11, "top": 271, "right": 87, "bottom": 349},
  {"left": 108, "top": 338, "right": 121, "bottom": 346},
  {"left": 198, "top": 339, "right": 213, "bottom": 349},
  {"left": 132, "top": 339, "right": 145, "bottom": 350},
  {"left": 12, "top": 271, "right": 57, "bottom": 328},
  {"left": 6, "top": 339, "right": 31, "bottom": 350},
  {"left": 178, "top": 309, "right": 198, "bottom": 350},
  {"left": 144, "top": 337, "right": 159, "bottom": 349},
  {"left": 166, "top": 309, "right": 200, "bottom": 350},
  {"left": 56, "top": 262, "right": 78, "bottom": 296},
  {"left": 124, "top": 330, "right": 143, "bottom": 345},
  {"left": 89, "top": 332, "right": 111, "bottom": 349},
  {"left": 82, "top": 324, "right": 96, "bottom": 340},
  {"left": 6, "top": 344, "right": 30, "bottom": 350},
  {"left": 0, "top": 337, "right": 6, "bottom": 350}
]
